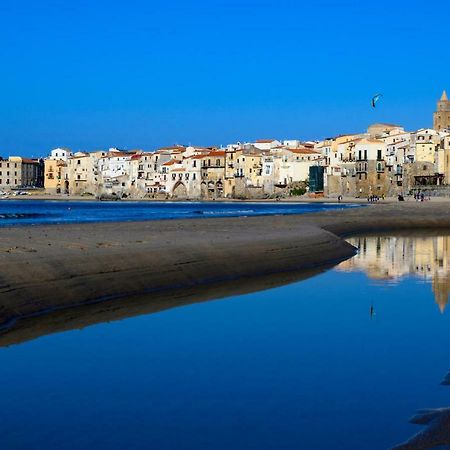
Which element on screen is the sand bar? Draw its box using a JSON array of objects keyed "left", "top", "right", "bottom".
[{"left": 1, "top": 202, "right": 450, "bottom": 346}]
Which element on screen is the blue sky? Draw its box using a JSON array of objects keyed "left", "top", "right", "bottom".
[{"left": 0, "top": 0, "right": 449, "bottom": 156}]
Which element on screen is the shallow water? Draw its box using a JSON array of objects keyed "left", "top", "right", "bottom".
[
  {"left": 0, "top": 200, "right": 358, "bottom": 226},
  {"left": 1, "top": 234, "right": 450, "bottom": 449}
]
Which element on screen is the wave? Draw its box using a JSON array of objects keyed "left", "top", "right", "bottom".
[
  {"left": 0, "top": 213, "right": 48, "bottom": 220},
  {"left": 200, "top": 210, "right": 256, "bottom": 215}
]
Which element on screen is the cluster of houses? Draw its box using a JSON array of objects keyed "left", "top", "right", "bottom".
[
  {"left": 43, "top": 140, "right": 321, "bottom": 199},
  {"left": 3, "top": 91, "right": 450, "bottom": 199}
]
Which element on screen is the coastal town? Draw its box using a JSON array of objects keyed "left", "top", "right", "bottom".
[{"left": 2, "top": 91, "right": 450, "bottom": 200}]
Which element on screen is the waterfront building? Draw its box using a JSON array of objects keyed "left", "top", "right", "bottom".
[
  {"left": 67, "top": 151, "right": 107, "bottom": 196},
  {"left": 0, "top": 156, "right": 44, "bottom": 190},
  {"left": 44, "top": 159, "right": 68, "bottom": 194},
  {"left": 354, "top": 139, "right": 389, "bottom": 197}
]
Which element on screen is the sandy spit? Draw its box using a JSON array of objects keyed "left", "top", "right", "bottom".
[{"left": 1, "top": 202, "right": 450, "bottom": 346}]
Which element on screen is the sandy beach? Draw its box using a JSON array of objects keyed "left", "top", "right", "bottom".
[{"left": 1, "top": 201, "right": 450, "bottom": 346}]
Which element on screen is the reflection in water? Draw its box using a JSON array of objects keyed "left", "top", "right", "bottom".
[
  {"left": 336, "top": 235, "right": 450, "bottom": 313},
  {"left": 392, "top": 371, "right": 450, "bottom": 449}
]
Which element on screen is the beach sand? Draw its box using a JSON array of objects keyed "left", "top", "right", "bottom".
[{"left": 1, "top": 201, "right": 450, "bottom": 346}]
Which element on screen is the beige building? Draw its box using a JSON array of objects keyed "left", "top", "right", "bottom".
[
  {"left": 0, "top": 158, "right": 22, "bottom": 189},
  {"left": 67, "top": 151, "right": 107, "bottom": 196},
  {"left": 44, "top": 159, "right": 68, "bottom": 193},
  {"left": 0, "top": 157, "right": 44, "bottom": 190}
]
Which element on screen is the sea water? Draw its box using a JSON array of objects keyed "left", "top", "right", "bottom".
[
  {"left": 0, "top": 200, "right": 358, "bottom": 226},
  {"left": 1, "top": 234, "right": 449, "bottom": 449}
]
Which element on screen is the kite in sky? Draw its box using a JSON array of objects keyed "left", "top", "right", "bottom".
[{"left": 372, "top": 94, "right": 383, "bottom": 108}]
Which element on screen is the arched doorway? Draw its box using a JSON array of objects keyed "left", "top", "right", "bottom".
[
  {"left": 216, "top": 180, "right": 224, "bottom": 197},
  {"left": 201, "top": 182, "right": 208, "bottom": 199},
  {"left": 172, "top": 181, "right": 187, "bottom": 198}
]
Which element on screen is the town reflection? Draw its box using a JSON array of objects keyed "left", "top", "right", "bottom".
[{"left": 336, "top": 234, "right": 450, "bottom": 313}]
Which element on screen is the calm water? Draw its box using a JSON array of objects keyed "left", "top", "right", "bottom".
[
  {"left": 0, "top": 200, "right": 358, "bottom": 226},
  {"left": 1, "top": 235, "right": 450, "bottom": 449}
]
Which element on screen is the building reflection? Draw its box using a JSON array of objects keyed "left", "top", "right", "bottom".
[{"left": 336, "top": 235, "right": 450, "bottom": 313}]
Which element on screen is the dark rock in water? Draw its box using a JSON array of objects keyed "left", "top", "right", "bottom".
[
  {"left": 441, "top": 372, "right": 450, "bottom": 385},
  {"left": 391, "top": 408, "right": 450, "bottom": 449}
]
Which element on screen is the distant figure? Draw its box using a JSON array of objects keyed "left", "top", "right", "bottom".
[
  {"left": 370, "top": 305, "right": 375, "bottom": 319},
  {"left": 421, "top": 192, "right": 425, "bottom": 202},
  {"left": 398, "top": 194, "right": 404, "bottom": 201},
  {"left": 337, "top": 195, "right": 342, "bottom": 203}
]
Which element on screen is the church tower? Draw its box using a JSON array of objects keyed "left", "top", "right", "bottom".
[{"left": 433, "top": 90, "right": 450, "bottom": 131}]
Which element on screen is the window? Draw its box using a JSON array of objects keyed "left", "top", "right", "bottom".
[
  {"left": 77, "top": 160, "right": 81, "bottom": 165},
  {"left": 193, "top": 161, "right": 197, "bottom": 168}
]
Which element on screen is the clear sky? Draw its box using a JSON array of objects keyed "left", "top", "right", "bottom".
[{"left": 1, "top": 0, "right": 449, "bottom": 156}]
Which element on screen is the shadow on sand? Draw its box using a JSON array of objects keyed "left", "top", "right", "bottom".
[{"left": 0, "top": 262, "right": 336, "bottom": 348}]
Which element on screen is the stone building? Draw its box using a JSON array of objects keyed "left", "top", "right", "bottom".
[
  {"left": 433, "top": 90, "right": 450, "bottom": 131},
  {"left": 0, "top": 157, "right": 44, "bottom": 190}
]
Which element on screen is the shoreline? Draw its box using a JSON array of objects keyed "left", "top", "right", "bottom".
[
  {"left": 1, "top": 202, "right": 450, "bottom": 346},
  {"left": 4, "top": 193, "right": 450, "bottom": 204}
]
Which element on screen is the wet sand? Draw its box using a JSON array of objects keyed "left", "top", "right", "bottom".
[{"left": 1, "top": 202, "right": 450, "bottom": 346}]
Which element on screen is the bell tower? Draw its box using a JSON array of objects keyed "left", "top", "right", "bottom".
[{"left": 433, "top": 90, "right": 450, "bottom": 131}]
